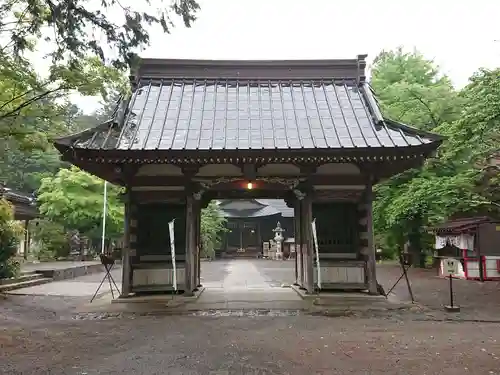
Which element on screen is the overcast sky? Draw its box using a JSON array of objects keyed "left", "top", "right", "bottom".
[{"left": 75, "top": 0, "right": 500, "bottom": 113}]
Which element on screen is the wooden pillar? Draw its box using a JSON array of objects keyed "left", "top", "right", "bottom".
[
  {"left": 301, "top": 194, "right": 314, "bottom": 294},
  {"left": 185, "top": 194, "right": 196, "bottom": 296},
  {"left": 121, "top": 189, "right": 132, "bottom": 297},
  {"left": 195, "top": 199, "right": 202, "bottom": 288},
  {"left": 364, "top": 180, "right": 378, "bottom": 295},
  {"left": 293, "top": 199, "right": 302, "bottom": 286},
  {"left": 23, "top": 219, "right": 29, "bottom": 260}
]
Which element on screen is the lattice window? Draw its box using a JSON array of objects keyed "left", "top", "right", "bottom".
[
  {"left": 227, "top": 221, "right": 238, "bottom": 229},
  {"left": 243, "top": 222, "right": 257, "bottom": 229},
  {"left": 313, "top": 203, "right": 358, "bottom": 252}
]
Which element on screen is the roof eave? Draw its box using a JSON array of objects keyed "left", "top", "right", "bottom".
[
  {"left": 57, "top": 142, "right": 442, "bottom": 167},
  {"left": 383, "top": 119, "right": 446, "bottom": 143}
]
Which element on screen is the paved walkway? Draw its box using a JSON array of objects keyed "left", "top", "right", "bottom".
[
  {"left": 203, "top": 259, "right": 282, "bottom": 289},
  {"left": 196, "top": 259, "right": 302, "bottom": 310},
  {"left": 8, "top": 267, "right": 122, "bottom": 297}
]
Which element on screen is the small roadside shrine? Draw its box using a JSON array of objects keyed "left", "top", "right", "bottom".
[
  {"left": 54, "top": 55, "right": 443, "bottom": 296},
  {"left": 0, "top": 184, "right": 38, "bottom": 259},
  {"left": 430, "top": 217, "right": 500, "bottom": 281}
]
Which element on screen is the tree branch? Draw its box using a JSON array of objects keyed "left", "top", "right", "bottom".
[
  {"left": 406, "top": 89, "right": 440, "bottom": 128},
  {"left": 0, "top": 85, "right": 68, "bottom": 120}
]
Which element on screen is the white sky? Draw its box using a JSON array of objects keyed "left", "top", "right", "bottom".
[{"left": 75, "top": 0, "right": 500, "bottom": 112}]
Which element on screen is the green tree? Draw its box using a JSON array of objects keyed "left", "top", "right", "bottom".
[
  {"left": 0, "top": 54, "right": 125, "bottom": 143},
  {"left": 200, "top": 202, "right": 227, "bottom": 259},
  {"left": 371, "top": 47, "right": 463, "bottom": 130},
  {"left": 371, "top": 49, "right": 500, "bottom": 265},
  {"left": 37, "top": 167, "right": 125, "bottom": 249},
  {"left": 29, "top": 219, "right": 70, "bottom": 260},
  {"left": 0, "top": 199, "right": 22, "bottom": 278},
  {"left": 371, "top": 48, "right": 462, "bottom": 265},
  {"left": 437, "top": 68, "right": 500, "bottom": 214},
  {"left": 1, "top": 0, "right": 200, "bottom": 69},
  {"left": 0, "top": 53, "right": 127, "bottom": 191}
]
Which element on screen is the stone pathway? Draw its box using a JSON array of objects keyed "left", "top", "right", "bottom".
[
  {"left": 7, "top": 268, "right": 122, "bottom": 298},
  {"left": 195, "top": 259, "right": 303, "bottom": 310},
  {"left": 203, "top": 259, "right": 274, "bottom": 290}
]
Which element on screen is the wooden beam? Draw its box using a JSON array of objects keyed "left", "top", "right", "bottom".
[
  {"left": 71, "top": 145, "right": 437, "bottom": 165},
  {"left": 203, "top": 190, "right": 292, "bottom": 200},
  {"left": 130, "top": 174, "right": 367, "bottom": 187},
  {"left": 131, "top": 191, "right": 186, "bottom": 203},
  {"left": 241, "top": 163, "right": 257, "bottom": 180}
]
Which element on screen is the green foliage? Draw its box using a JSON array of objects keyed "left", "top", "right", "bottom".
[
  {"left": 200, "top": 202, "right": 227, "bottom": 259},
  {"left": 0, "top": 53, "right": 126, "bottom": 193},
  {"left": 371, "top": 47, "right": 463, "bottom": 130},
  {"left": 371, "top": 48, "right": 500, "bottom": 263},
  {"left": 0, "top": 53, "right": 125, "bottom": 138},
  {"left": 30, "top": 219, "right": 70, "bottom": 261},
  {"left": 0, "top": 199, "right": 22, "bottom": 278},
  {"left": 37, "top": 167, "right": 125, "bottom": 243},
  {"left": 439, "top": 68, "right": 500, "bottom": 166},
  {"left": 1, "top": 0, "right": 200, "bottom": 69}
]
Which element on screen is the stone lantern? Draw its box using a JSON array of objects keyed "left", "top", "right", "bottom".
[{"left": 272, "top": 221, "right": 285, "bottom": 260}]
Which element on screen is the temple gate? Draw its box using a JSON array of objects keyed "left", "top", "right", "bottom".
[{"left": 54, "top": 55, "right": 442, "bottom": 296}]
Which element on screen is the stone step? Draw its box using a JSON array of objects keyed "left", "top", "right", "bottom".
[
  {"left": 0, "top": 272, "right": 46, "bottom": 285},
  {"left": 0, "top": 276, "right": 53, "bottom": 292}
]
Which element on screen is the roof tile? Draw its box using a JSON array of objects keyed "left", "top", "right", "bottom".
[{"left": 69, "top": 79, "right": 439, "bottom": 151}]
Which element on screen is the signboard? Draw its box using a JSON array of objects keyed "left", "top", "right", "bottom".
[
  {"left": 168, "top": 219, "right": 177, "bottom": 291},
  {"left": 311, "top": 218, "right": 321, "bottom": 289},
  {"left": 444, "top": 258, "right": 458, "bottom": 275},
  {"left": 263, "top": 242, "right": 269, "bottom": 258}
]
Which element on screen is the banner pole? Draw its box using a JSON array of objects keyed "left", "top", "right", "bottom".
[
  {"left": 168, "top": 219, "right": 177, "bottom": 292},
  {"left": 312, "top": 218, "right": 321, "bottom": 290},
  {"left": 101, "top": 181, "right": 108, "bottom": 255}
]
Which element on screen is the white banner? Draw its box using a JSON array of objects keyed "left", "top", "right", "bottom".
[
  {"left": 168, "top": 219, "right": 177, "bottom": 291},
  {"left": 311, "top": 218, "right": 321, "bottom": 289},
  {"left": 435, "top": 234, "right": 474, "bottom": 250}
]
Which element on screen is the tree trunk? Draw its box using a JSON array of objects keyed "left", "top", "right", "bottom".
[{"left": 407, "top": 215, "right": 425, "bottom": 268}]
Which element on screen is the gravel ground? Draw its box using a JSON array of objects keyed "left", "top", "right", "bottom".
[
  {"left": 2, "top": 260, "right": 500, "bottom": 374},
  {"left": 377, "top": 263, "right": 500, "bottom": 321},
  {"left": 2, "top": 313, "right": 500, "bottom": 374}
]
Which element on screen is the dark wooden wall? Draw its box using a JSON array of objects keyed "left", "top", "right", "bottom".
[{"left": 135, "top": 203, "right": 187, "bottom": 260}]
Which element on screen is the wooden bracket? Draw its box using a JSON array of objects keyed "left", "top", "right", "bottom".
[
  {"left": 182, "top": 165, "right": 200, "bottom": 178},
  {"left": 241, "top": 163, "right": 257, "bottom": 180},
  {"left": 115, "top": 164, "right": 138, "bottom": 185},
  {"left": 298, "top": 165, "right": 317, "bottom": 175}
]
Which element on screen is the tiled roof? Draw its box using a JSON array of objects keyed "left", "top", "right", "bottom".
[
  {"left": 222, "top": 206, "right": 282, "bottom": 218},
  {"left": 0, "top": 185, "right": 35, "bottom": 205},
  {"left": 255, "top": 199, "right": 294, "bottom": 217},
  {"left": 219, "top": 199, "right": 294, "bottom": 218},
  {"left": 0, "top": 185, "right": 38, "bottom": 220},
  {"left": 429, "top": 217, "right": 499, "bottom": 234},
  {"left": 59, "top": 75, "right": 441, "bottom": 152}
]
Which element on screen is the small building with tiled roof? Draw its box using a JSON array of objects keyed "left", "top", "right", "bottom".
[
  {"left": 217, "top": 199, "right": 293, "bottom": 258},
  {"left": 429, "top": 216, "right": 500, "bottom": 281},
  {"left": 0, "top": 185, "right": 38, "bottom": 259}
]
